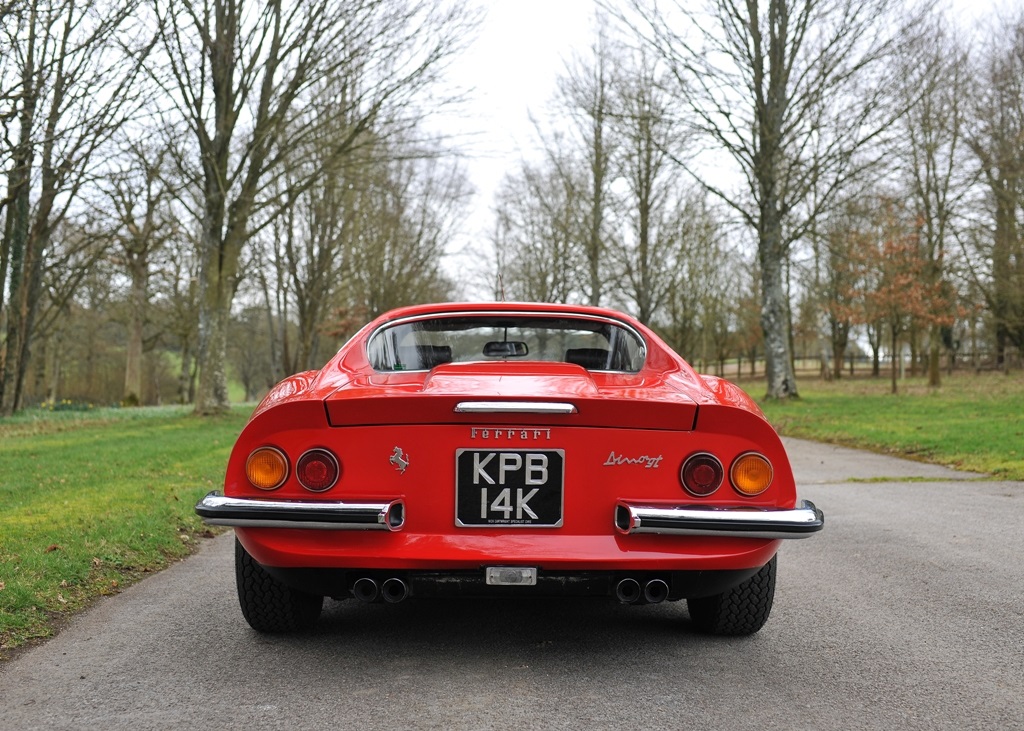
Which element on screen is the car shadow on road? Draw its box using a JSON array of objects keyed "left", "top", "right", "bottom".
[{"left": 259, "top": 595, "right": 761, "bottom": 673}]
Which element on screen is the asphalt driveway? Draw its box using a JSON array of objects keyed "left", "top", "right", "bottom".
[{"left": 1, "top": 438, "right": 1022, "bottom": 730}]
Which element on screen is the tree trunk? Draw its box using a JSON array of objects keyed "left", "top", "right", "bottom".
[
  {"left": 177, "top": 341, "right": 194, "bottom": 405},
  {"left": 194, "top": 261, "right": 233, "bottom": 414},
  {"left": 1, "top": 205, "right": 29, "bottom": 415},
  {"left": 868, "top": 322, "right": 882, "bottom": 377},
  {"left": 760, "top": 230, "right": 798, "bottom": 399},
  {"left": 46, "top": 328, "right": 61, "bottom": 404},
  {"left": 927, "top": 323, "right": 942, "bottom": 388},
  {"left": 194, "top": 204, "right": 240, "bottom": 414},
  {"left": 1, "top": 134, "right": 34, "bottom": 415},
  {"left": 819, "top": 334, "right": 832, "bottom": 381},
  {"left": 0, "top": 4, "right": 36, "bottom": 416},
  {"left": 124, "top": 257, "right": 147, "bottom": 405},
  {"left": 908, "top": 327, "right": 919, "bottom": 377},
  {"left": 832, "top": 342, "right": 846, "bottom": 381},
  {"left": 891, "top": 328, "right": 899, "bottom": 395}
]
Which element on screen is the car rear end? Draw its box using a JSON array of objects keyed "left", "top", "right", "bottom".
[
  {"left": 196, "top": 305, "right": 823, "bottom": 634},
  {"left": 201, "top": 370, "right": 818, "bottom": 602}
]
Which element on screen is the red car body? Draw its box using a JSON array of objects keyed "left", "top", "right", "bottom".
[{"left": 197, "top": 302, "right": 823, "bottom": 635}]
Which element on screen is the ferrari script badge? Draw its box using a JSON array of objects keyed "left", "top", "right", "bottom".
[{"left": 390, "top": 446, "right": 410, "bottom": 474}]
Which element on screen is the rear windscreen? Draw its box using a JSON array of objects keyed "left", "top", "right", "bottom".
[{"left": 366, "top": 314, "right": 646, "bottom": 373}]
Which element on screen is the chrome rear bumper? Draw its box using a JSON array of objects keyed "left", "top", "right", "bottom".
[
  {"left": 615, "top": 499, "right": 824, "bottom": 540},
  {"left": 195, "top": 492, "right": 405, "bottom": 531}
]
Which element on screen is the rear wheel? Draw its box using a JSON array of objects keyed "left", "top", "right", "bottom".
[
  {"left": 686, "top": 556, "right": 776, "bottom": 636},
  {"left": 235, "top": 539, "right": 323, "bottom": 633}
]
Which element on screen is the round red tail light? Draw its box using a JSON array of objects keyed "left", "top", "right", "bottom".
[
  {"left": 681, "top": 453, "right": 724, "bottom": 497},
  {"left": 296, "top": 449, "right": 340, "bottom": 492}
]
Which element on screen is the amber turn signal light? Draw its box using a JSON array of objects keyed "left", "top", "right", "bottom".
[
  {"left": 246, "top": 447, "right": 288, "bottom": 490},
  {"left": 730, "top": 453, "right": 773, "bottom": 496}
]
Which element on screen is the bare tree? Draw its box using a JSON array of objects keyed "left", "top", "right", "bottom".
[
  {"left": 30, "top": 217, "right": 112, "bottom": 403},
  {"left": 0, "top": 0, "right": 148, "bottom": 414},
  {"left": 615, "top": 0, "right": 926, "bottom": 399},
  {"left": 101, "top": 139, "right": 177, "bottom": 405},
  {"left": 964, "top": 11, "right": 1024, "bottom": 369},
  {"left": 250, "top": 130, "right": 353, "bottom": 377},
  {"left": 611, "top": 49, "right": 688, "bottom": 325},
  {"left": 549, "top": 17, "right": 619, "bottom": 307},
  {"left": 228, "top": 304, "right": 272, "bottom": 401},
  {"left": 158, "top": 223, "right": 201, "bottom": 404},
  {"left": 860, "top": 200, "right": 930, "bottom": 393},
  {"left": 153, "top": 0, "right": 475, "bottom": 414},
  {"left": 817, "top": 204, "right": 867, "bottom": 379},
  {"left": 656, "top": 193, "right": 734, "bottom": 369},
  {"left": 343, "top": 153, "right": 464, "bottom": 318},
  {"left": 255, "top": 131, "right": 469, "bottom": 375},
  {"left": 491, "top": 158, "right": 585, "bottom": 304},
  {"left": 896, "top": 14, "right": 970, "bottom": 387}
]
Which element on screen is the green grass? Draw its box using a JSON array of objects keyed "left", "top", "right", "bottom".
[
  {"left": 752, "top": 372, "right": 1024, "bottom": 481},
  {"left": 0, "top": 405, "right": 250, "bottom": 657}
]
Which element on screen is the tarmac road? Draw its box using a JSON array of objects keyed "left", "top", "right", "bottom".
[{"left": 1, "top": 438, "right": 1022, "bottom": 730}]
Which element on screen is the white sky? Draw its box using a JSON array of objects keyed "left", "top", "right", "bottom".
[
  {"left": 433, "top": 0, "right": 598, "bottom": 292},
  {"left": 442, "top": 0, "right": 597, "bottom": 180}
]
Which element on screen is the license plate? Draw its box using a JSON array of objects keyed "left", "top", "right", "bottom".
[{"left": 455, "top": 449, "right": 564, "bottom": 527}]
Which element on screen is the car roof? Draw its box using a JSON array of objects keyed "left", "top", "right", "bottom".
[{"left": 372, "top": 302, "right": 645, "bottom": 326}]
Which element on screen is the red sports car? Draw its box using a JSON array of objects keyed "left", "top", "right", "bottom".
[{"left": 197, "top": 302, "right": 823, "bottom": 635}]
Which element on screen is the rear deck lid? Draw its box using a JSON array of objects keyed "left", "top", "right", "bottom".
[{"left": 324, "top": 362, "right": 698, "bottom": 431}]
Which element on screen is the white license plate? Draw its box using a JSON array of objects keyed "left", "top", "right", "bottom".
[{"left": 455, "top": 449, "right": 564, "bottom": 527}]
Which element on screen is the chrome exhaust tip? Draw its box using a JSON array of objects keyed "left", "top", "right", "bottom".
[
  {"left": 644, "top": 579, "right": 669, "bottom": 604},
  {"left": 381, "top": 577, "right": 409, "bottom": 604},
  {"left": 352, "top": 577, "right": 380, "bottom": 603},
  {"left": 615, "top": 577, "right": 642, "bottom": 604}
]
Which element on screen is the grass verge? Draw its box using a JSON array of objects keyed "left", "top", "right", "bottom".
[
  {"left": 751, "top": 372, "right": 1024, "bottom": 481},
  {"left": 0, "top": 405, "right": 250, "bottom": 658}
]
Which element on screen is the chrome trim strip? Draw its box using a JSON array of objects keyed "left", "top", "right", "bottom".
[
  {"left": 454, "top": 401, "right": 578, "bottom": 414},
  {"left": 195, "top": 492, "right": 404, "bottom": 531},
  {"left": 615, "top": 499, "right": 824, "bottom": 540}
]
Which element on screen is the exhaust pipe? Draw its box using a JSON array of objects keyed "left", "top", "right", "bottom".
[
  {"left": 615, "top": 578, "right": 642, "bottom": 604},
  {"left": 352, "top": 577, "right": 380, "bottom": 603},
  {"left": 644, "top": 579, "right": 669, "bottom": 604},
  {"left": 381, "top": 577, "right": 409, "bottom": 604}
]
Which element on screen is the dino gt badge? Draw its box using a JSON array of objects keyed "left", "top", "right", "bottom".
[{"left": 390, "top": 446, "right": 410, "bottom": 474}]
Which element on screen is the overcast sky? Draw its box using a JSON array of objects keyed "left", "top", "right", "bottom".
[
  {"left": 444, "top": 1, "right": 595, "bottom": 167},
  {"left": 435, "top": 0, "right": 598, "bottom": 276}
]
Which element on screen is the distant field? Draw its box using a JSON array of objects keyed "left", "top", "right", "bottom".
[
  {"left": 0, "top": 406, "right": 250, "bottom": 657},
  {"left": 750, "top": 372, "right": 1024, "bottom": 481}
]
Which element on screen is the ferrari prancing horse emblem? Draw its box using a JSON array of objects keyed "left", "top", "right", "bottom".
[{"left": 390, "top": 446, "right": 410, "bottom": 474}]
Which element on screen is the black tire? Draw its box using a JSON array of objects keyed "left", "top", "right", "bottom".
[
  {"left": 235, "top": 539, "right": 323, "bottom": 633},
  {"left": 686, "top": 556, "right": 777, "bottom": 636}
]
